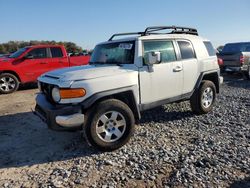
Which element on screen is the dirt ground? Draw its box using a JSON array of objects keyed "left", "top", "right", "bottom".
[
  {"left": 0, "top": 86, "right": 85, "bottom": 187},
  {"left": 0, "top": 75, "right": 249, "bottom": 188}
]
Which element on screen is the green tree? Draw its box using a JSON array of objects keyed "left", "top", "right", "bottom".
[{"left": 0, "top": 40, "right": 85, "bottom": 54}]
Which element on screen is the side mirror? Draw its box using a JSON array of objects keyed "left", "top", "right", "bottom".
[
  {"left": 24, "top": 54, "right": 34, "bottom": 59},
  {"left": 145, "top": 51, "right": 161, "bottom": 65}
]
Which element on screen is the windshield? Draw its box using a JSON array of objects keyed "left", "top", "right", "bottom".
[
  {"left": 9, "top": 47, "right": 30, "bottom": 58},
  {"left": 90, "top": 41, "right": 135, "bottom": 65},
  {"left": 222, "top": 43, "right": 250, "bottom": 53}
]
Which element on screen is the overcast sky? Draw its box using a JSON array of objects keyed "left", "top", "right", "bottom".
[{"left": 0, "top": 0, "right": 249, "bottom": 49}]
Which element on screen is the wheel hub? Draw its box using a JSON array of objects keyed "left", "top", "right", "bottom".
[
  {"left": 201, "top": 87, "right": 214, "bottom": 108},
  {"left": 0, "top": 77, "right": 16, "bottom": 92},
  {"left": 96, "top": 111, "right": 126, "bottom": 143}
]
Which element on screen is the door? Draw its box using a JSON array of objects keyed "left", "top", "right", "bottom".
[
  {"left": 21, "top": 47, "right": 50, "bottom": 81},
  {"left": 48, "top": 47, "right": 69, "bottom": 70},
  {"left": 139, "top": 40, "right": 183, "bottom": 105},
  {"left": 177, "top": 40, "right": 199, "bottom": 94}
]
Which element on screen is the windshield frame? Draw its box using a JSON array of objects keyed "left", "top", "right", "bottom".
[
  {"left": 89, "top": 40, "right": 135, "bottom": 65},
  {"left": 9, "top": 47, "right": 30, "bottom": 58}
]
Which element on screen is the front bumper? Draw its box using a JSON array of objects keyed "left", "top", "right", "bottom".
[{"left": 34, "top": 93, "right": 84, "bottom": 131}]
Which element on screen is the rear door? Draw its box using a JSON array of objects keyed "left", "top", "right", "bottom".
[
  {"left": 48, "top": 47, "right": 69, "bottom": 70},
  {"left": 176, "top": 40, "right": 199, "bottom": 94}
]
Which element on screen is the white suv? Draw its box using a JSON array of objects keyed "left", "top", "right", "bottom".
[{"left": 34, "top": 26, "right": 223, "bottom": 151}]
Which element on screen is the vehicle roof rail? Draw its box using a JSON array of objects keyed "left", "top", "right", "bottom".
[
  {"left": 144, "top": 26, "right": 198, "bottom": 36},
  {"left": 108, "top": 32, "right": 144, "bottom": 41},
  {"left": 108, "top": 26, "right": 198, "bottom": 41}
]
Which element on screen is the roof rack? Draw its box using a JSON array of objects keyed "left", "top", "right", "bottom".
[
  {"left": 108, "top": 26, "right": 198, "bottom": 41},
  {"left": 108, "top": 32, "right": 144, "bottom": 41},
  {"left": 144, "top": 26, "right": 198, "bottom": 36}
]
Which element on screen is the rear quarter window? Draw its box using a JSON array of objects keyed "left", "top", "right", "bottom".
[
  {"left": 177, "top": 41, "right": 196, "bottom": 60},
  {"left": 203, "top": 41, "right": 216, "bottom": 56}
]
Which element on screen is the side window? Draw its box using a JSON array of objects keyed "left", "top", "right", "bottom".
[
  {"left": 203, "top": 41, "right": 216, "bottom": 56},
  {"left": 178, "top": 41, "right": 196, "bottom": 60},
  {"left": 50, "top": 47, "right": 63, "bottom": 58},
  {"left": 244, "top": 44, "right": 250, "bottom": 52},
  {"left": 28, "top": 48, "right": 47, "bottom": 59},
  {"left": 143, "top": 41, "right": 177, "bottom": 63}
]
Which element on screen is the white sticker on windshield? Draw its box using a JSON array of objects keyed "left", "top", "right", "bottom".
[{"left": 119, "top": 43, "right": 133, "bottom": 50}]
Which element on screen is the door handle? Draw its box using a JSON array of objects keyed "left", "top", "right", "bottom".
[
  {"left": 40, "top": 62, "right": 48, "bottom": 64},
  {"left": 173, "top": 66, "right": 183, "bottom": 72}
]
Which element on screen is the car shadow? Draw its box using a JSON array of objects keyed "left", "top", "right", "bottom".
[
  {"left": 18, "top": 83, "right": 38, "bottom": 91},
  {"left": 0, "top": 112, "right": 101, "bottom": 169},
  {"left": 0, "top": 104, "right": 194, "bottom": 169},
  {"left": 222, "top": 73, "right": 250, "bottom": 90},
  {"left": 139, "top": 104, "right": 194, "bottom": 124},
  {"left": 229, "top": 176, "right": 250, "bottom": 188}
]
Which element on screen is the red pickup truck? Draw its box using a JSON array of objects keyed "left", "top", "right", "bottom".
[{"left": 0, "top": 45, "right": 90, "bottom": 94}]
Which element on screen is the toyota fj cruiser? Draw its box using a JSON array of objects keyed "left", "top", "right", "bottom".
[{"left": 34, "top": 26, "right": 223, "bottom": 151}]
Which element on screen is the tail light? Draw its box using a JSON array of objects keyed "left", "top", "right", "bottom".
[
  {"left": 217, "top": 58, "right": 223, "bottom": 66},
  {"left": 240, "top": 56, "right": 245, "bottom": 65}
]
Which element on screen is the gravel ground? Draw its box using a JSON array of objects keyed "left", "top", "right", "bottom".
[{"left": 0, "top": 75, "right": 249, "bottom": 188}]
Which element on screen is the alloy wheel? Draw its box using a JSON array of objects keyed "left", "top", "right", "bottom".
[
  {"left": 201, "top": 87, "right": 214, "bottom": 108},
  {"left": 0, "top": 76, "right": 16, "bottom": 92},
  {"left": 96, "top": 111, "right": 126, "bottom": 143}
]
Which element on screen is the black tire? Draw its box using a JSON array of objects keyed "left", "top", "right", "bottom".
[
  {"left": 0, "top": 73, "right": 19, "bottom": 94},
  {"left": 190, "top": 80, "right": 216, "bottom": 115},
  {"left": 243, "top": 67, "right": 250, "bottom": 80},
  {"left": 84, "top": 99, "right": 135, "bottom": 151}
]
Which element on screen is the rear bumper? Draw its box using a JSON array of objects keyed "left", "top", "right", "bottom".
[
  {"left": 221, "top": 65, "right": 249, "bottom": 72},
  {"left": 34, "top": 93, "right": 84, "bottom": 131},
  {"left": 219, "top": 76, "right": 223, "bottom": 84}
]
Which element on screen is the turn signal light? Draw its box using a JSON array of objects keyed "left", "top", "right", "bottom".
[{"left": 60, "top": 88, "right": 86, "bottom": 99}]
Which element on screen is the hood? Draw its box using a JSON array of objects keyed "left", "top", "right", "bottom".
[
  {"left": 43, "top": 65, "right": 136, "bottom": 81},
  {"left": 0, "top": 57, "right": 11, "bottom": 62}
]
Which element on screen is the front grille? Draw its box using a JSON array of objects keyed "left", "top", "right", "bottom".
[{"left": 40, "top": 82, "right": 54, "bottom": 103}]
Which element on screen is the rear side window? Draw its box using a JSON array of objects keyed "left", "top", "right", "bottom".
[
  {"left": 50, "top": 47, "right": 63, "bottom": 58},
  {"left": 177, "top": 41, "right": 196, "bottom": 60},
  {"left": 27, "top": 48, "right": 47, "bottom": 59},
  {"left": 204, "top": 41, "right": 216, "bottom": 56},
  {"left": 143, "top": 40, "right": 177, "bottom": 63}
]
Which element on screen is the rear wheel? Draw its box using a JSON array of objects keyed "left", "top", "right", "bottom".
[
  {"left": 0, "top": 73, "right": 19, "bottom": 94},
  {"left": 84, "top": 99, "right": 135, "bottom": 151},
  {"left": 190, "top": 80, "right": 216, "bottom": 115},
  {"left": 243, "top": 67, "right": 250, "bottom": 80}
]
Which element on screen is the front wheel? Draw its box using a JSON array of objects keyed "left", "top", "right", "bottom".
[
  {"left": 0, "top": 73, "right": 19, "bottom": 94},
  {"left": 84, "top": 99, "right": 135, "bottom": 151},
  {"left": 190, "top": 80, "right": 216, "bottom": 115}
]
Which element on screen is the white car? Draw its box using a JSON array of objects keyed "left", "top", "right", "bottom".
[{"left": 34, "top": 26, "right": 223, "bottom": 151}]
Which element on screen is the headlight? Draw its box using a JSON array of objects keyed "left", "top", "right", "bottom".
[{"left": 52, "top": 87, "right": 61, "bottom": 102}]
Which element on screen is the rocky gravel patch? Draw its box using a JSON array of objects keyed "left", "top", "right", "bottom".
[{"left": 0, "top": 75, "right": 249, "bottom": 188}]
